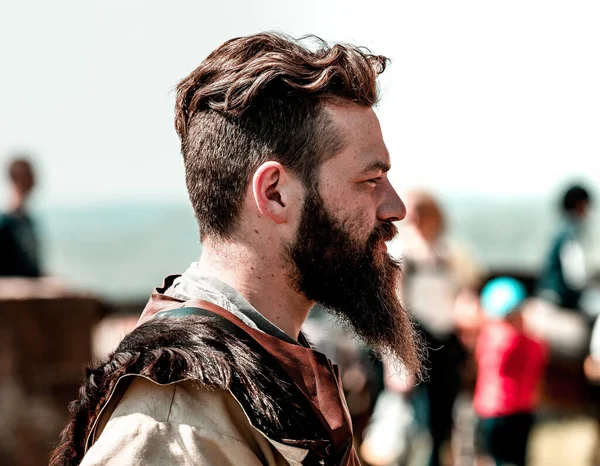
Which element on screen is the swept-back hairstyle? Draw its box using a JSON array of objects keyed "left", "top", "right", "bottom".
[{"left": 175, "top": 32, "right": 388, "bottom": 239}]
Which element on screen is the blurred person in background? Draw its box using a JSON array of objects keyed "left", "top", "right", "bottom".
[
  {"left": 527, "top": 184, "right": 595, "bottom": 362},
  {"left": 380, "top": 190, "right": 477, "bottom": 466},
  {"left": 537, "top": 184, "right": 592, "bottom": 314},
  {"left": 51, "top": 32, "right": 424, "bottom": 466},
  {"left": 0, "top": 157, "right": 41, "bottom": 277},
  {"left": 475, "top": 277, "right": 549, "bottom": 466}
]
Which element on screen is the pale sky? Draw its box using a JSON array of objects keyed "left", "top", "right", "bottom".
[{"left": 1, "top": 0, "right": 599, "bottom": 207}]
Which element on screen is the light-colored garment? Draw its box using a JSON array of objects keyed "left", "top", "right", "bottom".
[
  {"left": 388, "top": 228, "right": 460, "bottom": 339},
  {"left": 523, "top": 298, "right": 592, "bottom": 360},
  {"left": 560, "top": 239, "right": 587, "bottom": 290},
  {"left": 82, "top": 377, "right": 303, "bottom": 466},
  {"left": 359, "top": 389, "right": 415, "bottom": 465}
]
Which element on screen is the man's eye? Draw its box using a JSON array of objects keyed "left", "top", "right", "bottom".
[{"left": 367, "top": 177, "right": 382, "bottom": 184}]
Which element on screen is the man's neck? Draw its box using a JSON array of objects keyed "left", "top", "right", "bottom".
[{"left": 196, "top": 240, "right": 313, "bottom": 340}]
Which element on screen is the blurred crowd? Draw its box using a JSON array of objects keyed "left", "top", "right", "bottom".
[
  {"left": 1, "top": 155, "right": 599, "bottom": 465},
  {"left": 304, "top": 186, "right": 600, "bottom": 466}
]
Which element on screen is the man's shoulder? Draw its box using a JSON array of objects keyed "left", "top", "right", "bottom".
[
  {"left": 54, "top": 310, "right": 332, "bottom": 465},
  {"left": 103, "top": 315, "right": 301, "bottom": 433},
  {"left": 84, "top": 376, "right": 285, "bottom": 466},
  {"left": 106, "top": 376, "right": 254, "bottom": 438},
  {"left": 108, "top": 376, "right": 177, "bottom": 423}
]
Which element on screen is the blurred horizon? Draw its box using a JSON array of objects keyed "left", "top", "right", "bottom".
[{"left": 29, "top": 194, "right": 600, "bottom": 302}]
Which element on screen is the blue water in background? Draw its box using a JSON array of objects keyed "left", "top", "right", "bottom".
[{"left": 31, "top": 196, "right": 600, "bottom": 303}]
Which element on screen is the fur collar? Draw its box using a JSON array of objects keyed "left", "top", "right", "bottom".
[{"left": 50, "top": 312, "right": 332, "bottom": 465}]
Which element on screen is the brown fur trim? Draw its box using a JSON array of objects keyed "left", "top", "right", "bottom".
[{"left": 49, "top": 315, "right": 326, "bottom": 466}]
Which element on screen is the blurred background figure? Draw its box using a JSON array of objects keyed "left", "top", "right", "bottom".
[
  {"left": 0, "top": 157, "right": 41, "bottom": 277},
  {"left": 475, "top": 277, "right": 548, "bottom": 466},
  {"left": 537, "top": 184, "right": 593, "bottom": 314},
  {"left": 372, "top": 190, "right": 483, "bottom": 466},
  {"left": 524, "top": 184, "right": 596, "bottom": 362},
  {"left": 392, "top": 190, "right": 465, "bottom": 466}
]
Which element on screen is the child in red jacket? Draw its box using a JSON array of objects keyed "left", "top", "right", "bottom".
[{"left": 474, "top": 277, "right": 548, "bottom": 466}]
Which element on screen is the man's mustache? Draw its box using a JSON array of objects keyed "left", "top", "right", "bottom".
[{"left": 370, "top": 221, "right": 398, "bottom": 245}]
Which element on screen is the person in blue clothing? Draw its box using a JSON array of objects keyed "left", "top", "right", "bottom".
[
  {"left": 537, "top": 184, "right": 592, "bottom": 312},
  {"left": 0, "top": 157, "right": 41, "bottom": 277}
]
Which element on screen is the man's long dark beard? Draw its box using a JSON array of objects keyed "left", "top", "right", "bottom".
[{"left": 286, "top": 190, "right": 423, "bottom": 379}]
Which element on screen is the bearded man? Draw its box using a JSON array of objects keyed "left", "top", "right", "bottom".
[{"left": 51, "top": 32, "right": 422, "bottom": 466}]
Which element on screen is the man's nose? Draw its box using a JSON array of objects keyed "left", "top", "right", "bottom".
[{"left": 377, "top": 180, "right": 406, "bottom": 223}]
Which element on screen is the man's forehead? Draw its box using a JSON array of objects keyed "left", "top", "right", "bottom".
[
  {"left": 323, "top": 101, "right": 378, "bottom": 132},
  {"left": 323, "top": 103, "right": 390, "bottom": 170}
]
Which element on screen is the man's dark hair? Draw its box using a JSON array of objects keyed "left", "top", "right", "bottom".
[
  {"left": 174, "top": 32, "right": 388, "bottom": 239},
  {"left": 562, "top": 184, "right": 591, "bottom": 213}
]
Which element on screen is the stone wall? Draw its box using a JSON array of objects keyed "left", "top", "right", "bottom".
[{"left": 0, "top": 278, "right": 106, "bottom": 466}]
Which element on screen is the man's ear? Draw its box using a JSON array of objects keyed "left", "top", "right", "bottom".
[{"left": 252, "top": 161, "right": 293, "bottom": 224}]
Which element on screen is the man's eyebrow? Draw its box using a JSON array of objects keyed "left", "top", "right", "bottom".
[{"left": 361, "top": 160, "right": 391, "bottom": 174}]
